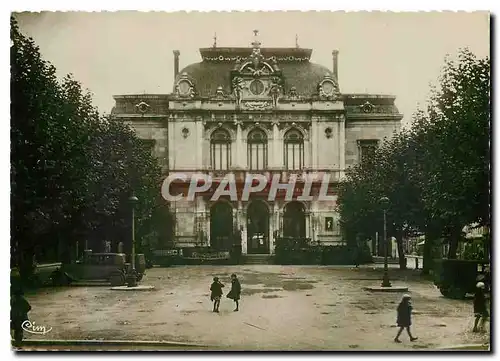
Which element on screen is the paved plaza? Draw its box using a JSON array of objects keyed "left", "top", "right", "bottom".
[{"left": 21, "top": 265, "right": 490, "bottom": 351}]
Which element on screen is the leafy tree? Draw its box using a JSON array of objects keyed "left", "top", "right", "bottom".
[
  {"left": 337, "top": 48, "right": 490, "bottom": 270},
  {"left": 11, "top": 17, "right": 171, "bottom": 284},
  {"left": 411, "top": 49, "right": 490, "bottom": 259}
]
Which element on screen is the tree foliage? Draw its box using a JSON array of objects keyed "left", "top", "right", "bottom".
[
  {"left": 337, "top": 48, "right": 490, "bottom": 270},
  {"left": 11, "top": 17, "right": 171, "bottom": 282}
]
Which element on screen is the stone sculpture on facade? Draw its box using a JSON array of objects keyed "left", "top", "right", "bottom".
[
  {"left": 215, "top": 85, "right": 225, "bottom": 98},
  {"left": 232, "top": 77, "right": 244, "bottom": 107},
  {"left": 269, "top": 78, "right": 282, "bottom": 108},
  {"left": 289, "top": 86, "right": 299, "bottom": 99}
]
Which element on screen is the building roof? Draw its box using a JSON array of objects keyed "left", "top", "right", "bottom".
[{"left": 174, "top": 47, "right": 334, "bottom": 98}]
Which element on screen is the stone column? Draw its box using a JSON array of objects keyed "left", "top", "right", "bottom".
[
  {"left": 271, "top": 203, "right": 280, "bottom": 254},
  {"left": 205, "top": 209, "right": 211, "bottom": 248},
  {"left": 235, "top": 116, "right": 243, "bottom": 168},
  {"left": 339, "top": 114, "right": 346, "bottom": 176},
  {"left": 196, "top": 117, "right": 203, "bottom": 169},
  {"left": 272, "top": 120, "right": 280, "bottom": 169},
  {"left": 310, "top": 201, "right": 318, "bottom": 243},
  {"left": 196, "top": 197, "right": 206, "bottom": 246},
  {"left": 241, "top": 207, "right": 248, "bottom": 256},
  {"left": 277, "top": 207, "right": 283, "bottom": 239},
  {"left": 311, "top": 116, "right": 319, "bottom": 169},
  {"left": 305, "top": 211, "right": 311, "bottom": 240},
  {"left": 169, "top": 114, "right": 176, "bottom": 170}
]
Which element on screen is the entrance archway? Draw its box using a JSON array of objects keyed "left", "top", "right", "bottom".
[
  {"left": 210, "top": 202, "right": 233, "bottom": 251},
  {"left": 247, "top": 201, "right": 270, "bottom": 254},
  {"left": 283, "top": 201, "right": 306, "bottom": 238}
]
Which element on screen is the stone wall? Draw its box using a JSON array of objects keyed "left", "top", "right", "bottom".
[{"left": 344, "top": 120, "right": 401, "bottom": 168}]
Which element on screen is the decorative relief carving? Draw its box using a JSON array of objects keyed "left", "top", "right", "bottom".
[
  {"left": 318, "top": 74, "right": 340, "bottom": 100},
  {"left": 242, "top": 100, "right": 272, "bottom": 110},
  {"left": 135, "top": 101, "right": 150, "bottom": 114},
  {"left": 175, "top": 73, "right": 196, "bottom": 98},
  {"left": 215, "top": 86, "right": 225, "bottom": 98},
  {"left": 233, "top": 115, "right": 243, "bottom": 127},
  {"left": 347, "top": 104, "right": 397, "bottom": 114},
  {"left": 360, "top": 101, "right": 374, "bottom": 113},
  {"left": 202, "top": 55, "right": 310, "bottom": 62},
  {"left": 325, "top": 127, "right": 333, "bottom": 139},
  {"left": 289, "top": 86, "right": 299, "bottom": 99},
  {"left": 181, "top": 127, "right": 190, "bottom": 138}
]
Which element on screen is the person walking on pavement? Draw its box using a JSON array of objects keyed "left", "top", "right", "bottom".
[
  {"left": 10, "top": 286, "right": 31, "bottom": 346},
  {"left": 353, "top": 245, "right": 360, "bottom": 268},
  {"left": 210, "top": 277, "right": 224, "bottom": 313},
  {"left": 227, "top": 273, "right": 241, "bottom": 312},
  {"left": 473, "top": 282, "right": 489, "bottom": 333},
  {"left": 394, "top": 294, "right": 418, "bottom": 343}
]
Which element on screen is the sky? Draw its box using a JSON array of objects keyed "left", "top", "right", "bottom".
[{"left": 13, "top": 11, "right": 490, "bottom": 125}]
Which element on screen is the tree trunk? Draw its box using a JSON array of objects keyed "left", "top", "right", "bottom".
[
  {"left": 422, "top": 227, "right": 440, "bottom": 275},
  {"left": 484, "top": 227, "right": 491, "bottom": 261},
  {"left": 397, "top": 237, "right": 406, "bottom": 269},
  {"left": 422, "top": 237, "right": 433, "bottom": 275},
  {"left": 447, "top": 226, "right": 461, "bottom": 259},
  {"left": 18, "top": 245, "right": 36, "bottom": 287},
  {"left": 395, "top": 228, "right": 406, "bottom": 269}
]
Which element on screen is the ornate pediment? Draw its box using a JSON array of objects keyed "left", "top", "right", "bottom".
[{"left": 230, "top": 30, "right": 284, "bottom": 109}]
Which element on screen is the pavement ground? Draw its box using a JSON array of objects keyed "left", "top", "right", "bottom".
[{"left": 18, "top": 265, "right": 490, "bottom": 351}]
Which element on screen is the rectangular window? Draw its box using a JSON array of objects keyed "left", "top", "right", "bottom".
[
  {"left": 140, "top": 139, "right": 156, "bottom": 156},
  {"left": 285, "top": 143, "right": 304, "bottom": 170},
  {"left": 357, "top": 139, "right": 379, "bottom": 164},
  {"left": 248, "top": 143, "right": 268, "bottom": 170},
  {"left": 211, "top": 143, "right": 230, "bottom": 170}
]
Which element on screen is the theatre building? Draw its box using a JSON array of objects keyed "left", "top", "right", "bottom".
[{"left": 111, "top": 32, "right": 403, "bottom": 256}]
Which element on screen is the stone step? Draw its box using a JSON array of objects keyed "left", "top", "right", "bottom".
[{"left": 243, "top": 254, "right": 273, "bottom": 265}]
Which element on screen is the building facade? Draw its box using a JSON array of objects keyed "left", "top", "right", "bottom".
[{"left": 111, "top": 32, "right": 403, "bottom": 255}]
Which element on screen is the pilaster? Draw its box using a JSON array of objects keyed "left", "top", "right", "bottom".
[
  {"left": 311, "top": 116, "right": 319, "bottom": 169},
  {"left": 271, "top": 119, "right": 281, "bottom": 169},
  {"left": 339, "top": 114, "right": 346, "bottom": 173}
]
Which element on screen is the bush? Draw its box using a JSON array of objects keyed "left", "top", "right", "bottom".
[{"left": 274, "top": 238, "right": 373, "bottom": 265}]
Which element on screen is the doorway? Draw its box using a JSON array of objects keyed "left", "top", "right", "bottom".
[
  {"left": 247, "top": 201, "right": 270, "bottom": 254},
  {"left": 210, "top": 202, "right": 233, "bottom": 251},
  {"left": 283, "top": 201, "right": 306, "bottom": 238}
]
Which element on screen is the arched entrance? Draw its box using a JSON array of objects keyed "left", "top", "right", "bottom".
[
  {"left": 210, "top": 202, "right": 233, "bottom": 251},
  {"left": 283, "top": 201, "right": 306, "bottom": 238},
  {"left": 247, "top": 201, "right": 270, "bottom": 254}
]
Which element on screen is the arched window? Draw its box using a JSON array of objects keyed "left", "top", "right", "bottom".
[
  {"left": 211, "top": 128, "right": 231, "bottom": 170},
  {"left": 247, "top": 128, "right": 268, "bottom": 170},
  {"left": 284, "top": 128, "right": 304, "bottom": 170}
]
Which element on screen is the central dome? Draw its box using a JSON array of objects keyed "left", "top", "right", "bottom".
[{"left": 173, "top": 46, "right": 335, "bottom": 98}]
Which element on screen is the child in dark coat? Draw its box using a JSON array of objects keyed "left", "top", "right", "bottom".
[
  {"left": 473, "top": 282, "right": 488, "bottom": 332},
  {"left": 227, "top": 274, "right": 241, "bottom": 312},
  {"left": 10, "top": 288, "right": 31, "bottom": 345},
  {"left": 210, "top": 277, "right": 224, "bottom": 313},
  {"left": 394, "top": 294, "right": 418, "bottom": 343}
]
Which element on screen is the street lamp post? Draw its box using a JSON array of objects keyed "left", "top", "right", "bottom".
[
  {"left": 379, "top": 196, "right": 391, "bottom": 288},
  {"left": 127, "top": 194, "right": 139, "bottom": 287}
]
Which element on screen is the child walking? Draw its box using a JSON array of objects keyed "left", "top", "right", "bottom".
[
  {"left": 10, "top": 287, "right": 31, "bottom": 346},
  {"left": 210, "top": 277, "right": 224, "bottom": 313},
  {"left": 473, "top": 282, "right": 489, "bottom": 332},
  {"left": 394, "top": 294, "right": 418, "bottom": 343},
  {"left": 227, "top": 274, "right": 241, "bottom": 312}
]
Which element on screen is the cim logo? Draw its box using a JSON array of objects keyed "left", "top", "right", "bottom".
[{"left": 22, "top": 320, "right": 52, "bottom": 335}]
